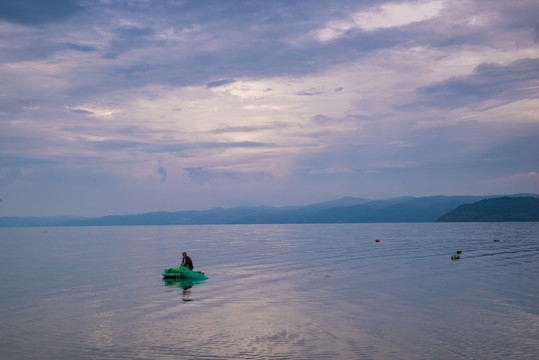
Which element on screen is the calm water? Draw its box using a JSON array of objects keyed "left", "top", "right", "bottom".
[{"left": 0, "top": 223, "right": 538, "bottom": 359}]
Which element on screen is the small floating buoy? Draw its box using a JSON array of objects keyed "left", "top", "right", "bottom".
[
  {"left": 375, "top": 239, "right": 380, "bottom": 242},
  {"left": 451, "top": 254, "right": 460, "bottom": 260},
  {"left": 493, "top": 239, "right": 500, "bottom": 242},
  {"left": 456, "top": 250, "right": 462, "bottom": 254}
]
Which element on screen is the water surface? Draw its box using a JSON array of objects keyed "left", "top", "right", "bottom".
[{"left": 1, "top": 223, "right": 538, "bottom": 359}]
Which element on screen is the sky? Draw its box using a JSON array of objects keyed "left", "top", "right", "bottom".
[{"left": 1, "top": 0, "right": 538, "bottom": 217}]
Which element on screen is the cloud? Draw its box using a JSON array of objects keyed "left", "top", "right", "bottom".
[
  {"left": 65, "top": 106, "right": 119, "bottom": 119},
  {"left": 91, "top": 140, "right": 146, "bottom": 151},
  {"left": 297, "top": 88, "right": 323, "bottom": 96},
  {"left": 145, "top": 141, "right": 279, "bottom": 156},
  {"left": 309, "top": 168, "right": 353, "bottom": 175},
  {"left": 157, "top": 166, "right": 167, "bottom": 183},
  {"left": 508, "top": 171, "right": 539, "bottom": 181},
  {"left": 312, "top": 114, "right": 332, "bottom": 124},
  {"left": 0, "top": 169, "right": 23, "bottom": 186},
  {"left": 101, "top": 52, "right": 118, "bottom": 60},
  {"left": 314, "top": 1, "right": 445, "bottom": 42},
  {"left": 477, "top": 171, "right": 539, "bottom": 185},
  {"left": 368, "top": 161, "right": 420, "bottom": 169},
  {"left": 100, "top": 26, "right": 160, "bottom": 59},
  {"left": 184, "top": 167, "right": 214, "bottom": 184},
  {"left": 202, "top": 141, "right": 277, "bottom": 149},
  {"left": 1, "top": 0, "right": 539, "bottom": 216},
  {"left": 386, "top": 140, "right": 417, "bottom": 147},
  {"left": 0, "top": 0, "right": 82, "bottom": 25},
  {"left": 116, "top": 26, "right": 155, "bottom": 38},
  {"left": 66, "top": 43, "right": 99, "bottom": 53},
  {"left": 415, "top": 58, "right": 539, "bottom": 109},
  {"left": 203, "top": 122, "right": 290, "bottom": 134},
  {"left": 68, "top": 108, "right": 94, "bottom": 115},
  {"left": 0, "top": 96, "right": 39, "bottom": 114},
  {"left": 206, "top": 79, "right": 236, "bottom": 88}
]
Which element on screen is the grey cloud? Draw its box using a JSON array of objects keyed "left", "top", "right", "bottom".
[
  {"left": 184, "top": 167, "right": 214, "bottom": 184},
  {"left": 312, "top": 114, "right": 331, "bottom": 124},
  {"left": 158, "top": 166, "right": 167, "bottom": 183},
  {"left": 415, "top": 58, "right": 539, "bottom": 109},
  {"left": 474, "top": 130, "right": 539, "bottom": 169},
  {"left": 102, "top": 52, "right": 118, "bottom": 60},
  {"left": 0, "top": 23, "right": 95, "bottom": 63},
  {"left": 184, "top": 166, "right": 271, "bottom": 185},
  {"left": 91, "top": 3, "right": 405, "bottom": 87},
  {"left": 91, "top": 140, "right": 146, "bottom": 150},
  {"left": 206, "top": 79, "right": 236, "bottom": 88},
  {"left": 0, "top": 136, "right": 50, "bottom": 152},
  {"left": 0, "top": 97, "right": 39, "bottom": 114},
  {"left": 497, "top": 1, "right": 539, "bottom": 38},
  {"left": 103, "top": 26, "right": 160, "bottom": 59},
  {"left": 115, "top": 63, "right": 158, "bottom": 77},
  {"left": 348, "top": 114, "right": 375, "bottom": 121},
  {"left": 204, "top": 122, "right": 290, "bottom": 134},
  {"left": 148, "top": 141, "right": 278, "bottom": 154},
  {"left": 297, "top": 88, "right": 322, "bottom": 96},
  {"left": 116, "top": 26, "right": 155, "bottom": 38},
  {"left": 66, "top": 43, "right": 99, "bottom": 52},
  {"left": 113, "top": 126, "right": 165, "bottom": 136},
  {"left": 147, "top": 144, "right": 189, "bottom": 153},
  {"left": 0, "top": 0, "right": 82, "bottom": 25},
  {"left": 0, "top": 169, "right": 23, "bottom": 186},
  {"left": 426, "top": 2, "right": 539, "bottom": 48},
  {"left": 0, "top": 155, "right": 48, "bottom": 168},
  {"left": 0, "top": 1, "right": 418, "bottom": 93},
  {"left": 114, "top": 126, "right": 167, "bottom": 137},
  {"left": 151, "top": 19, "right": 435, "bottom": 88},
  {"left": 5, "top": 0, "right": 534, "bottom": 94},
  {"left": 69, "top": 108, "right": 94, "bottom": 115},
  {"left": 311, "top": 113, "right": 374, "bottom": 125},
  {"left": 0, "top": 40, "right": 61, "bottom": 63},
  {"left": 206, "top": 141, "right": 277, "bottom": 149},
  {"left": 2, "top": 0, "right": 538, "bottom": 216},
  {"left": 1, "top": 40, "right": 95, "bottom": 64}
]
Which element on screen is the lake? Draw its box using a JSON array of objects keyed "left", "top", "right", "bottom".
[{"left": 0, "top": 223, "right": 538, "bottom": 359}]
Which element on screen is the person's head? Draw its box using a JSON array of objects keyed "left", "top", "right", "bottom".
[{"left": 182, "top": 252, "right": 187, "bottom": 257}]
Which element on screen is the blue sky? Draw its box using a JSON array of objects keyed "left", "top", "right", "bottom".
[{"left": 1, "top": 0, "right": 538, "bottom": 216}]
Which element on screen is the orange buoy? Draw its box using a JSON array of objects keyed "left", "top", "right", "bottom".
[{"left": 375, "top": 239, "right": 380, "bottom": 242}]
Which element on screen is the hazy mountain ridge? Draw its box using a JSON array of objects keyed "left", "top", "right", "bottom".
[
  {"left": 437, "top": 196, "right": 539, "bottom": 222},
  {"left": 0, "top": 216, "right": 87, "bottom": 227},
  {"left": 2, "top": 194, "right": 537, "bottom": 227}
]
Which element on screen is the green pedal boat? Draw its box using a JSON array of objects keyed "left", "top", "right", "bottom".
[{"left": 162, "top": 265, "right": 208, "bottom": 280}]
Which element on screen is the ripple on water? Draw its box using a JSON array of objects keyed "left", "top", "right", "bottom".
[{"left": 1, "top": 223, "right": 538, "bottom": 359}]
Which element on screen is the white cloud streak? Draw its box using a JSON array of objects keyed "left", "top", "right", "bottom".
[{"left": 315, "top": 0, "right": 445, "bottom": 42}]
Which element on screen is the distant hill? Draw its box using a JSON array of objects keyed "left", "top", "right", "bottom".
[
  {"left": 437, "top": 197, "right": 539, "bottom": 222},
  {"left": 54, "top": 195, "right": 490, "bottom": 226},
  {"left": 2, "top": 194, "right": 538, "bottom": 227},
  {"left": 0, "top": 216, "right": 87, "bottom": 227}
]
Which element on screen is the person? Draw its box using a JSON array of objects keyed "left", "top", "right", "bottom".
[{"left": 181, "top": 252, "right": 193, "bottom": 270}]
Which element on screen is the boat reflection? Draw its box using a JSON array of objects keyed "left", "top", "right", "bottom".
[
  {"left": 163, "top": 277, "right": 206, "bottom": 289},
  {"left": 163, "top": 277, "right": 206, "bottom": 301}
]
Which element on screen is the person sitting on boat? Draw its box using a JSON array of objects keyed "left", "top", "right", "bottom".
[{"left": 181, "top": 252, "right": 193, "bottom": 270}]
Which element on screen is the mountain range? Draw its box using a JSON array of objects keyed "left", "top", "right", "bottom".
[
  {"left": 1, "top": 194, "right": 538, "bottom": 227},
  {"left": 437, "top": 196, "right": 539, "bottom": 222}
]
